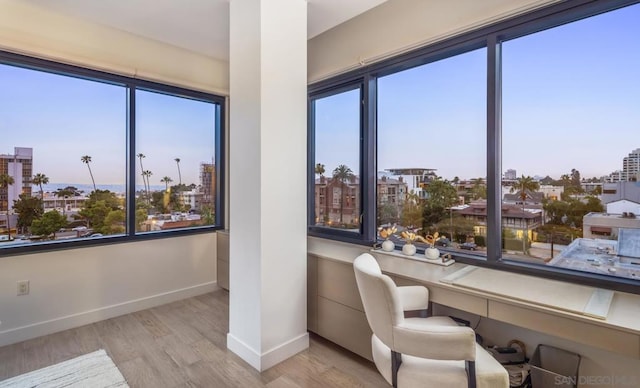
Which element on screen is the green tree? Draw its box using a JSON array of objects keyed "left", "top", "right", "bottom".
[
  {"left": 422, "top": 179, "right": 458, "bottom": 231},
  {"left": 151, "top": 191, "right": 169, "bottom": 214},
  {"left": 0, "top": 174, "right": 15, "bottom": 240},
  {"left": 142, "top": 170, "right": 153, "bottom": 205},
  {"left": 400, "top": 191, "right": 423, "bottom": 229},
  {"left": 12, "top": 194, "right": 43, "bottom": 234},
  {"left": 332, "top": 164, "right": 355, "bottom": 224},
  {"left": 32, "top": 173, "right": 49, "bottom": 200},
  {"left": 377, "top": 202, "right": 399, "bottom": 226},
  {"left": 470, "top": 177, "right": 486, "bottom": 200},
  {"left": 81, "top": 155, "right": 97, "bottom": 192},
  {"left": 103, "top": 209, "right": 125, "bottom": 234},
  {"left": 135, "top": 208, "right": 149, "bottom": 232},
  {"left": 78, "top": 190, "right": 122, "bottom": 233},
  {"left": 315, "top": 163, "right": 325, "bottom": 177},
  {"left": 161, "top": 176, "right": 173, "bottom": 191},
  {"left": 510, "top": 175, "right": 540, "bottom": 254},
  {"left": 174, "top": 158, "right": 182, "bottom": 186},
  {"left": 137, "top": 153, "right": 149, "bottom": 199},
  {"left": 201, "top": 205, "right": 215, "bottom": 225},
  {"left": 31, "top": 210, "right": 67, "bottom": 239}
]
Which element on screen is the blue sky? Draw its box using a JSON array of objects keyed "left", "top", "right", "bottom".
[
  {"left": 0, "top": 65, "right": 216, "bottom": 186},
  {"left": 316, "top": 3, "right": 640, "bottom": 181}
]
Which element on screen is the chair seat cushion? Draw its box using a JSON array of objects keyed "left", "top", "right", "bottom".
[{"left": 372, "top": 334, "right": 509, "bottom": 388}]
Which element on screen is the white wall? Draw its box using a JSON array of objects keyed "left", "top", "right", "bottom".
[
  {"left": 308, "top": 0, "right": 560, "bottom": 82},
  {"left": 228, "top": 0, "right": 308, "bottom": 371},
  {"left": 0, "top": 233, "right": 217, "bottom": 347},
  {"left": 0, "top": 0, "right": 225, "bottom": 347},
  {"left": 0, "top": 0, "right": 229, "bottom": 94}
]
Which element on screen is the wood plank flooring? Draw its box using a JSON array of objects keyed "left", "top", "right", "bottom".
[{"left": 0, "top": 290, "right": 388, "bottom": 387}]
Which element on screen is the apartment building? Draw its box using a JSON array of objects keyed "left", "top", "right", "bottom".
[{"left": 0, "top": 147, "right": 33, "bottom": 212}]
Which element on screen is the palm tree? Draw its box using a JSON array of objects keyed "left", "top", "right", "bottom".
[
  {"left": 510, "top": 175, "right": 540, "bottom": 254},
  {"left": 32, "top": 173, "right": 49, "bottom": 201},
  {"left": 315, "top": 163, "right": 325, "bottom": 177},
  {"left": 174, "top": 158, "right": 182, "bottom": 186},
  {"left": 81, "top": 155, "right": 97, "bottom": 192},
  {"left": 0, "top": 174, "right": 15, "bottom": 240},
  {"left": 137, "top": 153, "right": 148, "bottom": 198},
  {"left": 161, "top": 176, "right": 173, "bottom": 191},
  {"left": 142, "top": 170, "right": 153, "bottom": 205},
  {"left": 332, "top": 165, "right": 355, "bottom": 224}
]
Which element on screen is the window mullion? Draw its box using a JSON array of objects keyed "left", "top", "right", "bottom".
[
  {"left": 126, "top": 85, "right": 137, "bottom": 237},
  {"left": 362, "top": 76, "right": 377, "bottom": 243},
  {"left": 486, "top": 35, "right": 502, "bottom": 262}
]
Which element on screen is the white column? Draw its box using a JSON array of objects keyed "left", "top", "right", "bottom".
[{"left": 228, "top": 0, "right": 308, "bottom": 371}]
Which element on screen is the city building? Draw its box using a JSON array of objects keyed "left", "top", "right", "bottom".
[
  {"left": 199, "top": 163, "right": 215, "bottom": 209},
  {"left": 385, "top": 168, "right": 437, "bottom": 199},
  {"left": 502, "top": 189, "right": 545, "bottom": 205},
  {"left": 504, "top": 168, "right": 517, "bottom": 180},
  {"left": 0, "top": 147, "right": 33, "bottom": 212},
  {"left": 607, "top": 148, "right": 640, "bottom": 182},
  {"left": 456, "top": 200, "right": 543, "bottom": 239},
  {"left": 577, "top": 199, "right": 640, "bottom": 241},
  {"left": 179, "top": 189, "right": 204, "bottom": 211},
  {"left": 314, "top": 175, "right": 360, "bottom": 226},
  {"left": 601, "top": 181, "right": 640, "bottom": 204},
  {"left": 538, "top": 185, "right": 565, "bottom": 200}
]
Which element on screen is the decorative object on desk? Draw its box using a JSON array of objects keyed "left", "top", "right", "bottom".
[
  {"left": 417, "top": 232, "right": 440, "bottom": 260},
  {"left": 400, "top": 230, "right": 418, "bottom": 256},
  {"left": 379, "top": 225, "right": 397, "bottom": 252}
]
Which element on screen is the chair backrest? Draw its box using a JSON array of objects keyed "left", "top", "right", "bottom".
[{"left": 353, "top": 253, "right": 404, "bottom": 348}]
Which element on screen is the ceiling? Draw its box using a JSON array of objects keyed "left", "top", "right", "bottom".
[{"left": 23, "top": 0, "right": 388, "bottom": 61}]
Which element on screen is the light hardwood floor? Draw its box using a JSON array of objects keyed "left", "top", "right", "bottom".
[{"left": 0, "top": 290, "right": 388, "bottom": 387}]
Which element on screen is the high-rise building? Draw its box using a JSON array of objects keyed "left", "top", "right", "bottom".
[
  {"left": 504, "top": 169, "right": 517, "bottom": 180},
  {"left": 200, "top": 163, "right": 216, "bottom": 209},
  {"left": 623, "top": 148, "right": 640, "bottom": 181},
  {"left": 0, "top": 147, "right": 33, "bottom": 212},
  {"left": 608, "top": 148, "right": 640, "bottom": 182}
]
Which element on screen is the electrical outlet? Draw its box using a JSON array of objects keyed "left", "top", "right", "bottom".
[{"left": 17, "top": 280, "right": 29, "bottom": 296}]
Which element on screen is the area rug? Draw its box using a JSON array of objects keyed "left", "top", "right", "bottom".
[{"left": 0, "top": 349, "right": 129, "bottom": 387}]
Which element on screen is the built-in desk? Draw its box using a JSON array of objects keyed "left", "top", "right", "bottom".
[{"left": 307, "top": 244, "right": 640, "bottom": 361}]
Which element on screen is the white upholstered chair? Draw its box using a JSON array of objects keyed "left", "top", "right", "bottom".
[{"left": 353, "top": 253, "right": 508, "bottom": 388}]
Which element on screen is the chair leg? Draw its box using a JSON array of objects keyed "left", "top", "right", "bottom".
[
  {"left": 465, "top": 360, "right": 476, "bottom": 388},
  {"left": 391, "top": 350, "right": 402, "bottom": 388}
]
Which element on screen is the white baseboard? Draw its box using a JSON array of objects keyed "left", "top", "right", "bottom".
[
  {"left": 0, "top": 281, "right": 219, "bottom": 347},
  {"left": 227, "top": 332, "right": 309, "bottom": 371}
]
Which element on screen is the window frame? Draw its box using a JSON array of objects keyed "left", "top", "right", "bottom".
[
  {"left": 0, "top": 50, "right": 225, "bottom": 257},
  {"left": 307, "top": 0, "right": 640, "bottom": 294}
]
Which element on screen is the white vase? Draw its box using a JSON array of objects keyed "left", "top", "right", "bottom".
[
  {"left": 425, "top": 247, "right": 440, "bottom": 260},
  {"left": 402, "top": 243, "right": 416, "bottom": 256},
  {"left": 381, "top": 239, "right": 395, "bottom": 252}
]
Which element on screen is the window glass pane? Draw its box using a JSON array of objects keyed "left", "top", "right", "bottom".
[
  {"left": 313, "top": 88, "right": 361, "bottom": 233},
  {"left": 135, "top": 90, "right": 217, "bottom": 233},
  {"left": 0, "top": 64, "right": 126, "bottom": 246},
  {"left": 502, "top": 4, "right": 640, "bottom": 280},
  {"left": 377, "top": 48, "right": 487, "bottom": 256}
]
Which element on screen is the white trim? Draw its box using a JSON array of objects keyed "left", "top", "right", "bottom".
[
  {"left": 227, "top": 332, "right": 309, "bottom": 371},
  {"left": 261, "top": 332, "right": 309, "bottom": 371},
  {"left": 0, "top": 281, "right": 219, "bottom": 347},
  {"left": 227, "top": 333, "right": 261, "bottom": 370}
]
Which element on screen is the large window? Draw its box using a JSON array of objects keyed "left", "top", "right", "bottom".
[
  {"left": 501, "top": 2, "right": 640, "bottom": 280},
  {"left": 0, "top": 52, "right": 224, "bottom": 254},
  {"left": 308, "top": 0, "right": 640, "bottom": 293},
  {"left": 135, "top": 90, "right": 218, "bottom": 233},
  {"left": 377, "top": 48, "right": 487, "bottom": 255},
  {"left": 310, "top": 85, "right": 364, "bottom": 237}
]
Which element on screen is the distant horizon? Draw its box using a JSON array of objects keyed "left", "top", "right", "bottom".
[{"left": 32, "top": 182, "right": 196, "bottom": 194}]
